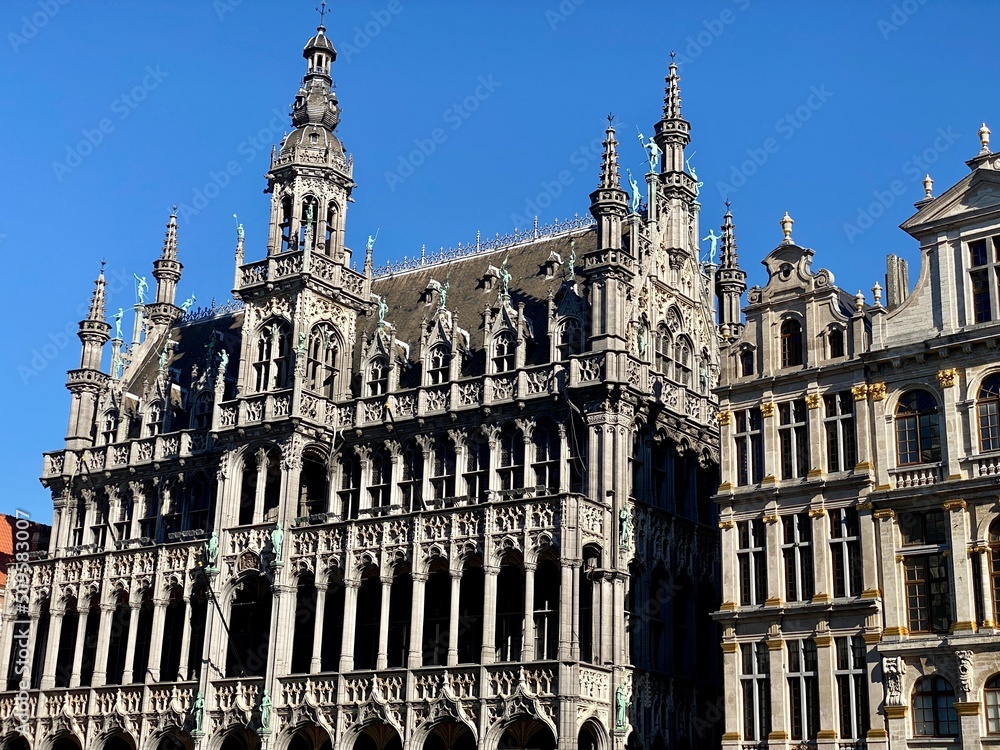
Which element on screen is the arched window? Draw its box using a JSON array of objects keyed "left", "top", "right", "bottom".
[
  {"left": 324, "top": 201, "right": 339, "bottom": 255},
  {"left": 279, "top": 196, "right": 293, "bottom": 252},
  {"left": 675, "top": 338, "right": 693, "bottom": 387},
  {"left": 780, "top": 319, "right": 803, "bottom": 367},
  {"left": 990, "top": 520, "right": 1000, "bottom": 626},
  {"left": 739, "top": 349, "right": 754, "bottom": 378},
  {"left": 191, "top": 393, "right": 213, "bottom": 430},
  {"left": 101, "top": 410, "right": 119, "bottom": 445},
  {"left": 986, "top": 674, "right": 1000, "bottom": 734},
  {"left": 368, "top": 356, "right": 389, "bottom": 396},
  {"left": 556, "top": 318, "right": 584, "bottom": 360},
  {"left": 828, "top": 328, "right": 845, "bottom": 358},
  {"left": 493, "top": 332, "right": 516, "bottom": 373},
  {"left": 427, "top": 345, "right": 450, "bottom": 385},
  {"left": 654, "top": 327, "right": 672, "bottom": 376},
  {"left": 895, "top": 390, "right": 941, "bottom": 465},
  {"left": 978, "top": 374, "right": 1000, "bottom": 452},
  {"left": 306, "top": 324, "right": 339, "bottom": 398},
  {"left": 145, "top": 400, "right": 165, "bottom": 437},
  {"left": 299, "top": 195, "right": 319, "bottom": 251},
  {"left": 912, "top": 676, "right": 958, "bottom": 737},
  {"left": 253, "top": 320, "right": 292, "bottom": 392},
  {"left": 238, "top": 447, "right": 281, "bottom": 525}
]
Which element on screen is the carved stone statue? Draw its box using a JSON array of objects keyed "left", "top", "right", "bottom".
[
  {"left": 702, "top": 230, "right": 721, "bottom": 264},
  {"left": 637, "top": 323, "right": 649, "bottom": 356},
  {"left": 271, "top": 523, "right": 284, "bottom": 560},
  {"left": 566, "top": 244, "right": 576, "bottom": 280},
  {"left": 181, "top": 294, "right": 196, "bottom": 313},
  {"left": 615, "top": 681, "right": 630, "bottom": 730},
  {"left": 205, "top": 532, "right": 219, "bottom": 569},
  {"left": 375, "top": 294, "right": 388, "bottom": 326},
  {"left": 638, "top": 131, "right": 662, "bottom": 174},
  {"left": 367, "top": 234, "right": 376, "bottom": 252},
  {"left": 260, "top": 689, "right": 272, "bottom": 733},
  {"left": 686, "top": 156, "right": 703, "bottom": 197},
  {"left": 134, "top": 274, "right": 149, "bottom": 305},
  {"left": 627, "top": 168, "right": 641, "bottom": 214},
  {"left": 158, "top": 344, "right": 170, "bottom": 372},
  {"left": 499, "top": 258, "right": 512, "bottom": 298},
  {"left": 218, "top": 349, "right": 229, "bottom": 375},
  {"left": 438, "top": 280, "right": 449, "bottom": 310},
  {"left": 619, "top": 507, "right": 633, "bottom": 549},
  {"left": 882, "top": 656, "right": 903, "bottom": 706},
  {"left": 112, "top": 307, "right": 124, "bottom": 339},
  {"left": 191, "top": 691, "right": 205, "bottom": 734},
  {"left": 112, "top": 353, "right": 124, "bottom": 380}
]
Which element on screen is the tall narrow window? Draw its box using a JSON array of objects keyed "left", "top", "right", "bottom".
[
  {"left": 654, "top": 327, "right": 672, "bottom": 377},
  {"left": 737, "top": 519, "right": 767, "bottom": 606},
  {"left": 398, "top": 442, "right": 424, "bottom": 511},
  {"left": 101, "top": 410, "right": 119, "bottom": 444},
  {"left": 368, "top": 356, "right": 389, "bottom": 396},
  {"left": 533, "top": 561, "right": 559, "bottom": 660},
  {"left": 430, "top": 439, "right": 456, "bottom": 500},
  {"left": 464, "top": 438, "right": 489, "bottom": 502},
  {"left": 787, "top": 639, "right": 819, "bottom": 741},
  {"left": 740, "top": 642, "right": 770, "bottom": 741},
  {"left": 895, "top": 390, "right": 941, "bottom": 465},
  {"left": 253, "top": 321, "right": 292, "bottom": 392},
  {"left": 978, "top": 374, "right": 1000, "bottom": 452},
  {"left": 912, "top": 676, "right": 958, "bottom": 737},
  {"left": 778, "top": 400, "right": 809, "bottom": 479},
  {"left": 427, "top": 345, "right": 450, "bottom": 385},
  {"left": 145, "top": 400, "right": 165, "bottom": 437},
  {"left": 556, "top": 318, "right": 584, "bottom": 360},
  {"left": 306, "top": 324, "right": 338, "bottom": 398},
  {"left": 495, "top": 561, "right": 524, "bottom": 661},
  {"left": 900, "top": 509, "right": 951, "bottom": 633},
  {"left": 824, "top": 392, "right": 857, "bottom": 472},
  {"left": 338, "top": 452, "right": 361, "bottom": 519},
  {"left": 739, "top": 348, "right": 754, "bottom": 377},
  {"left": 493, "top": 332, "right": 516, "bottom": 373},
  {"left": 782, "top": 513, "right": 814, "bottom": 602},
  {"left": 531, "top": 423, "right": 559, "bottom": 494},
  {"left": 834, "top": 635, "right": 869, "bottom": 740},
  {"left": 968, "top": 238, "right": 999, "bottom": 324},
  {"left": 780, "top": 319, "right": 803, "bottom": 367},
  {"left": 734, "top": 408, "right": 764, "bottom": 486},
  {"left": 675, "top": 338, "right": 693, "bottom": 387},
  {"left": 986, "top": 675, "right": 1000, "bottom": 734},
  {"left": 830, "top": 508, "right": 862, "bottom": 598},
  {"left": 191, "top": 393, "right": 212, "bottom": 430},
  {"left": 990, "top": 520, "right": 1000, "bottom": 625},
  {"left": 828, "top": 328, "right": 845, "bottom": 358},
  {"left": 368, "top": 449, "right": 391, "bottom": 510},
  {"left": 497, "top": 427, "right": 525, "bottom": 491}
]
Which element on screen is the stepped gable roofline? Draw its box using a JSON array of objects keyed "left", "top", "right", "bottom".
[{"left": 900, "top": 167, "right": 1000, "bottom": 236}]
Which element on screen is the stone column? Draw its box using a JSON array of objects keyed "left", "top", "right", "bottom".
[
  {"left": 720, "top": 642, "right": 742, "bottom": 748},
  {"left": 975, "top": 546, "right": 996, "bottom": 628},
  {"left": 810, "top": 509, "right": 831, "bottom": 603},
  {"left": 938, "top": 369, "right": 962, "bottom": 479},
  {"left": 766, "top": 632, "right": 789, "bottom": 750},
  {"left": 376, "top": 575, "right": 392, "bottom": 670},
  {"left": 521, "top": 563, "right": 536, "bottom": 662},
  {"left": 339, "top": 580, "right": 360, "bottom": 673},
  {"left": 447, "top": 570, "right": 461, "bottom": 667},
  {"left": 120, "top": 603, "right": 140, "bottom": 685},
  {"left": 813, "top": 630, "right": 838, "bottom": 750},
  {"left": 408, "top": 572, "right": 428, "bottom": 668},
  {"left": 760, "top": 400, "right": 778, "bottom": 485},
  {"left": 557, "top": 422, "right": 570, "bottom": 493},
  {"left": 763, "top": 513, "right": 782, "bottom": 606},
  {"left": 852, "top": 384, "right": 873, "bottom": 473},
  {"left": 719, "top": 519, "right": 737, "bottom": 609},
  {"left": 177, "top": 597, "right": 194, "bottom": 681},
  {"left": 269, "top": 583, "right": 297, "bottom": 677},
  {"left": 857, "top": 502, "right": 881, "bottom": 600},
  {"left": 558, "top": 562, "right": 573, "bottom": 662},
  {"left": 717, "top": 411, "right": 735, "bottom": 489},
  {"left": 868, "top": 384, "right": 890, "bottom": 489},
  {"left": 89, "top": 599, "right": 114, "bottom": 686},
  {"left": 945, "top": 499, "right": 976, "bottom": 632},
  {"left": 39, "top": 607, "right": 63, "bottom": 689},
  {"left": 146, "top": 597, "right": 169, "bottom": 682},
  {"left": 481, "top": 566, "right": 499, "bottom": 664},
  {"left": 874, "top": 510, "right": 905, "bottom": 637},
  {"left": 570, "top": 562, "right": 581, "bottom": 662},
  {"left": 864, "top": 641, "right": 889, "bottom": 750},
  {"left": 68, "top": 605, "right": 90, "bottom": 687},
  {"left": 806, "top": 393, "right": 825, "bottom": 476},
  {"left": 955, "top": 701, "right": 982, "bottom": 750},
  {"left": 311, "top": 584, "right": 327, "bottom": 673}
]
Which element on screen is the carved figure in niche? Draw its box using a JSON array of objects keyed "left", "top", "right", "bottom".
[
  {"left": 271, "top": 523, "right": 284, "bottom": 560},
  {"left": 615, "top": 681, "right": 631, "bottom": 729},
  {"left": 204, "top": 532, "right": 219, "bottom": 570},
  {"left": 260, "top": 689, "right": 272, "bottom": 732},
  {"left": 619, "top": 507, "right": 633, "bottom": 550},
  {"left": 191, "top": 691, "right": 205, "bottom": 734}
]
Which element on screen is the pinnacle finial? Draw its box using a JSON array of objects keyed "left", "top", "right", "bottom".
[
  {"left": 923, "top": 174, "right": 933, "bottom": 199},
  {"left": 316, "top": 0, "right": 328, "bottom": 27},
  {"left": 161, "top": 208, "right": 179, "bottom": 261},
  {"left": 719, "top": 209, "right": 738, "bottom": 269},
  {"left": 598, "top": 117, "right": 621, "bottom": 190},
  {"left": 979, "top": 122, "right": 991, "bottom": 154},
  {"left": 88, "top": 260, "right": 108, "bottom": 322},
  {"left": 780, "top": 211, "right": 794, "bottom": 243}
]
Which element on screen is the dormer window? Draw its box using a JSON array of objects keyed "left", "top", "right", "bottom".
[
  {"left": 555, "top": 318, "right": 584, "bottom": 361},
  {"left": 828, "top": 328, "right": 845, "bottom": 359},
  {"left": 969, "top": 237, "right": 1000, "bottom": 323},
  {"left": 780, "top": 320, "right": 803, "bottom": 368},
  {"left": 427, "top": 345, "right": 450, "bottom": 385},
  {"left": 739, "top": 349, "right": 754, "bottom": 378},
  {"left": 368, "top": 357, "right": 389, "bottom": 396},
  {"left": 493, "top": 332, "right": 516, "bottom": 373},
  {"left": 145, "top": 401, "right": 164, "bottom": 437}
]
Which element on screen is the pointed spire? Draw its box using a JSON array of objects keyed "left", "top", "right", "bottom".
[
  {"left": 719, "top": 202, "right": 739, "bottom": 269},
  {"left": 598, "top": 114, "right": 621, "bottom": 190},
  {"left": 160, "top": 206, "right": 178, "bottom": 261},
  {"left": 87, "top": 260, "right": 108, "bottom": 322},
  {"left": 663, "top": 51, "right": 682, "bottom": 120}
]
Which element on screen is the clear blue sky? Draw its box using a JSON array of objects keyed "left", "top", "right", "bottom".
[{"left": 2, "top": 1, "right": 997, "bottom": 523}]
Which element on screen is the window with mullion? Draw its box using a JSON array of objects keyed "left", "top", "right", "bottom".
[
  {"left": 782, "top": 513, "right": 814, "bottom": 602},
  {"left": 913, "top": 676, "right": 959, "bottom": 737},
  {"left": 430, "top": 441, "right": 456, "bottom": 499},
  {"left": 779, "top": 400, "right": 809, "bottom": 479},
  {"left": 398, "top": 444, "right": 424, "bottom": 511},
  {"left": 895, "top": 390, "right": 941, "bottom": 466},
  {"left": 968, "top": 237, "right": 1000, "bottom": 324},
  {"left": 834, "top": 635, "right": 869, "bottom": 739},
  {"left": 737, "top": 519, "right": 767, "bottom": 605},
  {"left": 740, "top": 641, "right": 771, "bottom": 742},
  {"left": 497, "top": 429, "right": 525, "bottom": 491},
  {"left": 830, "top": 508, "right": 862, "bottom": 598},
  {"left": 905, "top": 553, "right": 952, "bottom": 633},
  {"left": 735, "top": 408, "right": 764, "bottom": 486},
  {"left": 824, "top": 392, "right": 857, "bottom": 472},
  {"left": 787, "top": 639, "right": 819, "bottom": 741},
  {"left": 978, "top": 375, "right": 1000, "bottom": 452}
]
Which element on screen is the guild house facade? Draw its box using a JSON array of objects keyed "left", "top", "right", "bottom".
[
  {"left": 0, "top": 17, "right": 724, "bottom": 750},
  {"left": 714, "top": 126, "right": 1000, "bottom": 750}
]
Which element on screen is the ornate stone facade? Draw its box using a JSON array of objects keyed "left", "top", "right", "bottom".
[
  {"left": 714, "top": 124, "right": 1000, "bottom": 750},
  {"left": 0, "top": 19, "right": 720, "bottom": 750}
]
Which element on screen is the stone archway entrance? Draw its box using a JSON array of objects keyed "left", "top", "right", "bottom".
[
  {"left": 497, "top": 719, "right": 555, "bottom": 750},
  {"left": 352, "top": 724, "right": 402, "bottom": 750},
  {"left": 422, "top": 721, "right": 476, "bottom": 750}
]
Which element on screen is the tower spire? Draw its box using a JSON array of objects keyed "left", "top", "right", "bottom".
[
  {"left": 66, "top": 261, "right": 112, "bottom": 449},
  {"left": 663, "top": 51, "right": 682, "bottom": 120},
  {"left": 598, "top": 114, "right": 621, "bottom": 190},
  {"left": 149, "top": 207, "right": 184, "bottom": 326},
  {"left": 719, "top": 201, "right": 739, "bottom": 269},
  {"left": 715, "top": 204, "right": 747, "bottom": 337},
  {"left": 653, "top": 54, "right": 692, "bottom": 180},
  {"left": 87, "top": 259, "right": 108, "bottom": 322}
]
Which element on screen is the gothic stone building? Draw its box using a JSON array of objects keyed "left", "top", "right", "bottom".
[
  {"left": 714, "top": 126, "right": 1000, "bottom": 750},
  {"left": 0, "top": 20, "right": 723, "bottom": 750}
]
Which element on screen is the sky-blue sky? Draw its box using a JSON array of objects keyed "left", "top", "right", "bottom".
[{"left": 2, "top": 1, "right": 997, "bottom": 523}]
